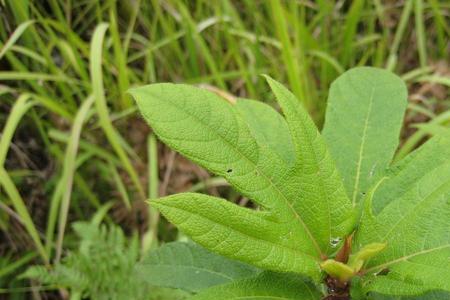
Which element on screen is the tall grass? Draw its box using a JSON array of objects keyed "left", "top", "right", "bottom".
[{"left": 0, "top": 0, "right": 449, "bottom": 297}]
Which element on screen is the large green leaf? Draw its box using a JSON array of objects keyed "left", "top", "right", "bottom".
[
  {"left": 354, "top": 137, "right": 450, "bottom": 295},
  {"left": 265, "top": 76, "right": 356, "bottom": 253},
  {"left": 130, "top": 82, "right": 356, "bottom": 280},
  {"left": 135, "top": 241, "right": 259, "bottom": 292},
  {"left": 150, "top": 193, "right": 320, "bottom": 279},
  {"left": 191, "top": 271, "right": 321, "bottom": 300},
  {"left": 322, "top": 67, "right": 407, "bottom": 205},
  {"left": 235, "top": 98, "right": 295, "bottom": 167}
]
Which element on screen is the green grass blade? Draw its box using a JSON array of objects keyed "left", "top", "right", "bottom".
[
  {"left": 386, "top": 0, "right": 413, "bottom": 70},
  {"left": 0, "top": 95, "right": 48, "bottom": 264},
  {"left": 0, "top": 252, "right": 36, "bottom": 278},
  {"left": 89, "top": 23, "right": 145, "bottom": 199},
  {"left": 414, "top": 0, "right": 427, "bottom": 67},
  {"left": 109, "top": 5, "right": 131, "bottom": 109},
  {"left": 268, "top": 0, "right": 309, "bottom": 110},
  {"left": 0, "top": 72, "right": 77, "bottom": 82},
  {"left": 340, "top": 0, "right": 365, "bottom": 67},
  {"left": 54, "top": 95, "right": 95, "bottom": 262},
  {"left": 0, "top": 20, "right": 35, "bottom": 60},
  {"left": 142, "top": 133, "right": 160, "bottom": 252},
  {"left": 109, "top": 161, "right": 132, "bottom": 210},
  {"left": 0, "top": 94, "right": 33, "bottom": 166}
]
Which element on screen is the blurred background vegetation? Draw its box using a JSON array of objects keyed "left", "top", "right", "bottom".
[{"left": 0, "top": 0, "right": 449, "bottom": 299}]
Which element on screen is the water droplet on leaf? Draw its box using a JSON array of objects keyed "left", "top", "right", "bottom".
[{"left": 330, "top": 237, "right": 342, "bottom": 247}]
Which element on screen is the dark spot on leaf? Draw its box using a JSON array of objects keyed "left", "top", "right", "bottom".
[
  {"left": 376, "top": 268, "right": 390, "bottom": 276},
  {"left": 227, "top": 169, "right": 232, "bottom": 173}
]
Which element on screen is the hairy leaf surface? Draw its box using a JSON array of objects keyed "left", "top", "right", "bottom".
[
  {"left": 135, "top": 241, "right": 258, "bottom": 292},
  {"left": 265, "top": 76, "right": 355, "bottom": 254},
  {"left": 191, "top": 271, "right": 321, "bottom": 300},
  {"left": 322, "top": 67, "right": 407, "bottom": 205},
  {"left": 355, "top": 144, "right": 450, "bottom": 295},
  {"left": 150, "top": 193, "right": 320, "bottom": 278}
]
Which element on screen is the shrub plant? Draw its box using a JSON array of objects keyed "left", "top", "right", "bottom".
[{"left": 131, "top": 67, "right": 450, "bottom": 299}]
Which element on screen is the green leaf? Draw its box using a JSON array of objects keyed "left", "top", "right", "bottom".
[
  {"left": 130, "top": 83, "right": 343, "bottom": 280},
  {"left": 322, "top": 67, "right": 407, "bottom": 205},
  {"left": 130, "top": 83, "right": 297, "bottom": 214},
  {"left": 149, "top": 193, "right": 320, "bottom": 279},
  {"left": 320, "top": 259, "right": 355, "bottom": 282},
  {"left": 135, "top": 241, "right": 259, "bottom": 292},
  {"left": 355, "top": 136, "right": 450, "bottom": 295},
  {"left": 235, "top": 98, "right": 295, "bottom": 167},
  {"left": 347, "top": 242, "right": 386, "bottom": 274},
  {"left": 264, "top": 76, "right": 356, "bottom": 253},
  {"left": 191, "top": 271, "right": 321, "bottom": 300},
  {"left": 372, "top": 134, "right": 450, "bottom": 213}
]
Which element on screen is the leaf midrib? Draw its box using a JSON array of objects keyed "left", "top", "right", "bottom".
[
  {"left": 149, "top": 91, "right": 322, "bottom": 258},
  {"left": 157, "top": 201, "right": 320, "bottom": 262},
  {"left": 292, "top": 109, "right": 333, "bottom": 255},
  {"left": 267, "top": 83, "right": 333, "bottom": 256},
  {"left": 352, "top": 87, "right": 375, "bottom": 205},
  {"left": 365, "top": 244, "right": 450, "bottom": 273}
]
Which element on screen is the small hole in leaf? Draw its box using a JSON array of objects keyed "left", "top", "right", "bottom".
[{"left": 226, "top": 169, "right": 232, "bottom": 173}]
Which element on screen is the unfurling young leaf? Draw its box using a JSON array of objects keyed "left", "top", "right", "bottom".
[
  {"left": 321, "top": 259, "right": 355, "bottom": 283},
  {"left": 321, "top": 243, "right": 386, "bottom": 282},
  {"left": 131, "top": 67, "right": 450, "bottom": 299},
  {"left": 347, "top": 242, "right": 386, "bottom": 272}
]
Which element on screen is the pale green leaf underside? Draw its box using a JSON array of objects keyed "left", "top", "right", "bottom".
[
  {"left": 323, "top": 67, "right": 407, "bottom": 205},
  {"left": 192, "top": 271, "right": 321, "bottom": 300},
  {"left": 355, "top": 135, "right": 450, "bottom": 294},
  {"left": 265, "top": 76, "right": 355, "bottom": 252},
  {"left": 151, "top": 193, "right": 320, "bottom": 280},
  {"left": 135, "top": 241, "right": 259, "bottom": 292},
  {"left": 235, "top": 98, "right": 295, "bottom": 168}
]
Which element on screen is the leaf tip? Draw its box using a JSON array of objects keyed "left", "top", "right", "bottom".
[
  {"left": 261, "top": 74, "right": 277, "bottom": 86},
  {"left": 147, "top": 198, "right": 164, "bottom": 208}
]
